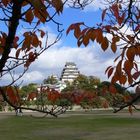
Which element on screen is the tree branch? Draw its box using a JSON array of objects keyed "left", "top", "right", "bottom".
[
  {"left": 0, "top": 1, "right": 22, "bottom": 73},
  {"left": 113, "top": 94, "right": 140, "bottom": 113}
]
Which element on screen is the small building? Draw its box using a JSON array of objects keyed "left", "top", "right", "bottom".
[
  {"left": 60, "top": 62, "right": 80, "bottom": 83},
  {"left": 37, "top": 81, "right": 66, "bottom": 93}
]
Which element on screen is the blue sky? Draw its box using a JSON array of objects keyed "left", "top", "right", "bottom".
[
  {"left": 1, "top": 0, "right": 117, "bottom": 86},
  {"left": 61, "top": 7, "right": 101, "bottom": 46}
]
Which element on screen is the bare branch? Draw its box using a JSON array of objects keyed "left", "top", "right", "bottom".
[{"left": 113, "top": 94, "right": 140, "bottom": 113}]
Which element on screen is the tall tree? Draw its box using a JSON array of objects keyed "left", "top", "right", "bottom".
[
  {"left": 0, "top": 0, "right": 91, "bottom": 116},
  {"left": 67, "top": 0, "right": 140, "bottom": 112}
]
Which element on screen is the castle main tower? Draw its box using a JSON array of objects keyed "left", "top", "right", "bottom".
[{"left": 60, "top": 62, "right": 80, "bottom": 83}]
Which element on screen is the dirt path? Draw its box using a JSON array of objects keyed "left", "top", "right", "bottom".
[
  {"left": 0, "top": 110, "right": 140, "bottom": 119},
  {"left": 0, "top": 112, "right": 14, "bottom": 120}
]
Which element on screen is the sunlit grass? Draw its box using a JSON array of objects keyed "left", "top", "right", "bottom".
[{"left": 0, "top": 111, "right": 140, "bottom": 140}]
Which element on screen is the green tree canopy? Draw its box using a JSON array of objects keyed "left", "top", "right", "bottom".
[
  {"left": 19, "top": 83, "right": 37, "bottom": 98},
  {"left": 43, "top": 75, "right": 58, "bottom": 85},
  {"left": 62, "top": 74, "right": 100, "bottom": 92}
]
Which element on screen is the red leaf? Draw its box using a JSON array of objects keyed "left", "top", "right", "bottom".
[
  {"left": 119, "top": 75, "right": 127, "bottom": 85},
  {"left": 132, "top": 71, "right": 140, "bottom": 80},
  {"left": 105, "top": 66, "right": 112, "bottom": 74},
  {"left": 27, "top": 92, "right": 37, "bottom": 101},
  {"left": 116, "top": 60, "right": 122, "bottom": 76},
  {"left": 6, "top": 87, "right": 20, "bottom": 105},
  {"left": 1, "top": 0, "right": 11, "bottom": 6},
  {"left": 124, "top": 60, "right": 133, "bottom": 74},
  {"left": 126, "top": 47, "right": 135, "bottom": 61},
  {"left": 25, "top": 9, "right": 34, "bottom": 23},
  {"left": 52, "top": 0, "right": 63, "bottom": 14},
  {"left": 101, "top": 37, "right": 109, "bottom": 51},
  {"left": 111, "top": 4, "right": 119, "bottom": 22},
  {"left": 74, "top": 25, "right": 81, "bottom": 39},
  {"left": 109, "top": 85, "right": 117, "bottom": 94},
  {"left": 32, "top": 34, "right": 39, "bottom": 47},
  {"left": 108, "top": 67, "right": 114, "bottom": 78},
  {"left": 66, "top": 22, "right": 84, "bottom": 35},
  {"left": 111, "top": 75, "right": 118, "bottom": 84},
  {"left": 111, "top": 43, "right": 117, "bottom": 53},
  {"left": 33, "top": 9, "right": 48, "bottom": 23},
  {"left": 135, "top": 24, "right": 140, "bottom": 32},
  {"left": 104, "top": 25, "right": 112, "bottom": 32},
  {"left": 24, "top": 60, "right": 31, "bottom": 68},
  {"left": 128, "top": 74, "right": 133, "bottom": 85},
  {"left": 39, "top": 30, "right": 45, "bottom": 38},
  {"left": 13, "top": 36, "right": 19, "bottom": 49},
  {"left": 87, "top": 28, "right": 96, "bottom": 41},
  {"left": 96, "top": 29, "right": 103, "bottom": 44},
  {"left": 118, "top": 13, "right": 125, "bottom": 25},
  {"left": 83, "top": 35, "right": 89, "bottom": 46},
  {"left": 16, "top": 49, "right": 21, "bottom": 59}
]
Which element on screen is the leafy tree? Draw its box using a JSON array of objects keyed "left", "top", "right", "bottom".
[
  {"left": 67, "top": 0, "right": 140, "bottom": 112},
  {"left": 0, "top": 0, "right": 139, "bottom": 115},
  {"left": 63, "top": 74, "right": 100, "bottom": 92},
  {"left": 0, "top": 0, "right": 91, "bottom": 116},
  {"left": 19, "top": 83, "right": 37, "bottom": 98},
  {"left": 43, "top": 75, "right": 58, "bottom": 85},
  {"left": 97, "top": 81, "right": 131, "bottom": 108},
  {"left": 62, "top": 75, "right": 130, "bottom": 110},
  {"left": 62, "top": 74, "right": 108, "bottom": 110}
]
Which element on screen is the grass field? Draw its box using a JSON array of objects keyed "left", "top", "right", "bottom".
[{"left": 0, "top": 111, "right": 140, "bottom": 140}]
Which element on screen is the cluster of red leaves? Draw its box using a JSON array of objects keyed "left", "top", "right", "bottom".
[
  {"left": 67, "top": 23, "right": 110, "bottom": 51},
  {"left": 15, "top": 30, "right": 46, "bottom": 67},
  {"left": 67, "top": 2, "right": 140, "bottom": 92},
  {"left": 0, "top": 0, "right": 64, "bottom": 69},
  {"left": 0, "top": 33, "right": 19, "bottom": 53},
  {"left": 106, "top": 46, "right": 140, "bottom": 85},
  {"left": 4, "top": 84, "right": 133, "bottom": 113},
  {"left": 47, "top": 89, "right": 61, "bottom": 103},
  {"left": 27, "top": 92, "right": 38, "bottom": 101},
  {"left": 6, "top": 86, "right": 21, "bottom": 106},
  {"left": 61, "top": 91, "right": 98, "bottom": 106},
  {"left": 27, "top": 87, "right": 61, "bottom": 104},
  {"left": 1, "top": 0, "right": 63, "bottom": 22}
]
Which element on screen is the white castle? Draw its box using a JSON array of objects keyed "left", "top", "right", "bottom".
[
  {"left": 37, "top": 62, "right": 80, "bottom": 92},
  {"left": 60, "top": 62, "right": 80, "bottom": 83}
]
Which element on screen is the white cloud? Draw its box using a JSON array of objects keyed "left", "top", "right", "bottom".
[
  {"left": 1, "top": 45, "right": 115, "bottom": 85},
  {"left": 1, "top": 24, "right": 119, "bottom": 86},
  {"left": 84, "top": 0, "right": 106, "bottom": 11},
  {"left": 78, "top": 0, "right": 140, "bottom": 12},
  {"left": 64, "top": 0, "right": 106, "bottom": 11},
  {"left": 27, "top": 45, "right": 115, "bottom": 84},
  {"left": 21, "top": 71, "right": 44, "bottom": 84}
]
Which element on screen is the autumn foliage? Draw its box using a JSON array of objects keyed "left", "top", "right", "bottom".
[
  {"left": 0, "top": 0, "right": 66, "bottom": 116},
  {"left": 67, "top": 0, "right": 140, "bottom": 113},
  {"left": 67, "top": 1, "right": 140, "bottom": 88},
  {"left": 0, "top": 0, "right": 140, "bottom": 115}
]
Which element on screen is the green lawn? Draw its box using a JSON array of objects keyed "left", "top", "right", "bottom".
[{"left": 0, "top": 111, "right": 140, "bottom": 140}]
